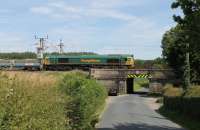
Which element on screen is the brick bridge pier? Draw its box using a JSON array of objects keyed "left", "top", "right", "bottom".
[{"left": 90, "top": 69, "right": 176, "bottom": 95}]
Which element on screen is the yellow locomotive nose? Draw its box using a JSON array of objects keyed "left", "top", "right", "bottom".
[
  {"left": 43, "top": 58, "right": 50, "bottom": 65},
  {"left": 126, "top": 57, "right": 134, "bottom": 68}
]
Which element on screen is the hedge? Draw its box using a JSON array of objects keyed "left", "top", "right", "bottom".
[
  {"left": 59, "top": 72, "right": 107, "bottom": 130},
  {"left": 163, "top": 86, "right": 200, "bottom": 119}
]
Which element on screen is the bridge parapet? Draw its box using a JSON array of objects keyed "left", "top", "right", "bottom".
[
  {"left": 90, "top": 68, "right": 175, "bottom": 79},
  {"left": 90, "top": 68, "right": 176, "bottom": 95}
]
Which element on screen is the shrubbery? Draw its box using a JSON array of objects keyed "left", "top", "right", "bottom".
[
  {"left": 163, "top": 85, "right": 200, "bottom": 119},
  {"left": 60, "top": 72, "right": 107, "bottom": 130},
  {"left": 0, "top": 71, "right": 107, "bottom": 130}
]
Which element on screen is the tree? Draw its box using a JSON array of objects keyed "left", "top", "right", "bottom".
[
  {"left": 162, "top": 26, "right": 186, "bottom": 79},
  {"left": 162, "top": 0, "right": 200, "bottom": 86}
]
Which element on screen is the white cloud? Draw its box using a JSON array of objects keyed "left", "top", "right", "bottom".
[
  {"left": 97, "top": 46, "right": 133, "bottom": 55},
  {"left": 48, "top": 2, "right": 81, "bottom": 13},
  {"left": 30, "top": 0, "right": 142, "bottom": 22},
  {"left": 30, "top": 6, "right": 52, "bottom": 15},
  {"left": 84, "top": 8, "right": 137, "bottom": 21},
  {"left": 89, "top": 0, "right": 153, "bottom": 9},
  {"left": 90, "top": 0, "right": 129, "bottom": 9},
  {"left": 0, "top": 32, "right": 32, "bottom": 52}
]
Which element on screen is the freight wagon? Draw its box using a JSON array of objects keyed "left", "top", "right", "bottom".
[{"left": 0, "top": 59, "right": 40, "bottom": 70}]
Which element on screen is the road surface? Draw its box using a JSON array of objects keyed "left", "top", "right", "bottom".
[
  {"left": 135, "top": 87, "right": 149, "bottom": 93},
  {"left": 96, "top": 95, "right": 185, "bottom": 130}
]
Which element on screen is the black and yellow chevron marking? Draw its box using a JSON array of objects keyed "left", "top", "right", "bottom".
[{"left": 127, "top": 74, "right": 151, "bottom": 78}]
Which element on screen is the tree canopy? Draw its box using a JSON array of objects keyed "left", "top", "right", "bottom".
[{"left": 162, "top": 0, "right": 200, "bottom": 83}]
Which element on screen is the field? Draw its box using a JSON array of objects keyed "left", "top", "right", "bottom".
[
  {"left": 0, "top": 71, "right": 107, "bottom": 130},
  {"left": 134, "top": 78, "right": 149, "bottom": 91}
]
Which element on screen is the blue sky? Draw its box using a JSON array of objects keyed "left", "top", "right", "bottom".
[{"left": 0, "top": 0, "right": 178, "bottom": 59}]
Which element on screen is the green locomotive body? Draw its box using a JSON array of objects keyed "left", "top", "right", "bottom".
[{"left": 43, "top": 54, "right": 134, "bottom": 70}]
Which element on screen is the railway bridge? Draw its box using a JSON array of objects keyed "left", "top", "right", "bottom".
[{"left": 90, "top": 68, "right": 176, "bottom": 95}]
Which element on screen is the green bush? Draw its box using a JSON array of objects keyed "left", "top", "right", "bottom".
[{"left": 60, "top": 72, "right": 107, "bottom": 130}]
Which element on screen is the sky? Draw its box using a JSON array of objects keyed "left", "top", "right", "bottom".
[{"left": 0, "top": 0, "right": 179, "bottom": 59}]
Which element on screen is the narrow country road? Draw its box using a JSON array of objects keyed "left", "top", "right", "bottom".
[{"left": 96, "top": 95, "right": 185, "bottom": 130}]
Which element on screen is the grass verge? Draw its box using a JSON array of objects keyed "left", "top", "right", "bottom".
[{"left": 0, "top": 71, "right": 67, "bottom": 130}]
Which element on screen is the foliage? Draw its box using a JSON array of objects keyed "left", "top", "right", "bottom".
[
  {"left": 134, "top": 78, "right": 149, "bottom": 91},
  {"left": 59, "top": 72, "right": 107, "bottom": 130},
  {"left": 184, "top": 86, "right": 200, "bottom": 97},
  {"left": 162, "top": 26, "right": 186, "bottom": 79},
  {"left": 0, "top": 52, "right": 37, "bottom": 59},
  {"left": 162, "top": 0, "right": 200, "bottom": 84},
  {"left": 134, "top": 58, "right": 168, "bottom": 69}
]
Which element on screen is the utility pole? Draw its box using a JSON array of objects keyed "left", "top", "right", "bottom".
[
  {"left": 35, "top": 35, "right": 48, "bottom": 59},
  {"left": 184, "top": 41, "right": 191, "bottom": 88},
  {"left": 58, "top": 39, "right": 64, "bottom": 54},
  {"left": 184, "top": 35, "right": 191, "bottom": 88}
]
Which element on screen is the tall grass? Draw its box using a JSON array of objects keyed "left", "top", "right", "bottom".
[{"left": 0, "top": 72, "right": 67, "bottom": 130}]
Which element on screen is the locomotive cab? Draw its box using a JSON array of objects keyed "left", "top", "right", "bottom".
[
  {"left": 43, "top": 57, "right": 50, "bottom": 65},
  {"left": 125, "top": 57, "right": 134, "bottom": 68}
]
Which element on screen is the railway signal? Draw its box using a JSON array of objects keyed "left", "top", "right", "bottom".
[
  {"left": 58, "top": 39, "right": 64, "bottom": 54},
  {"left": 35, "top": 35, "right": 48, "bottom": 59}
]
